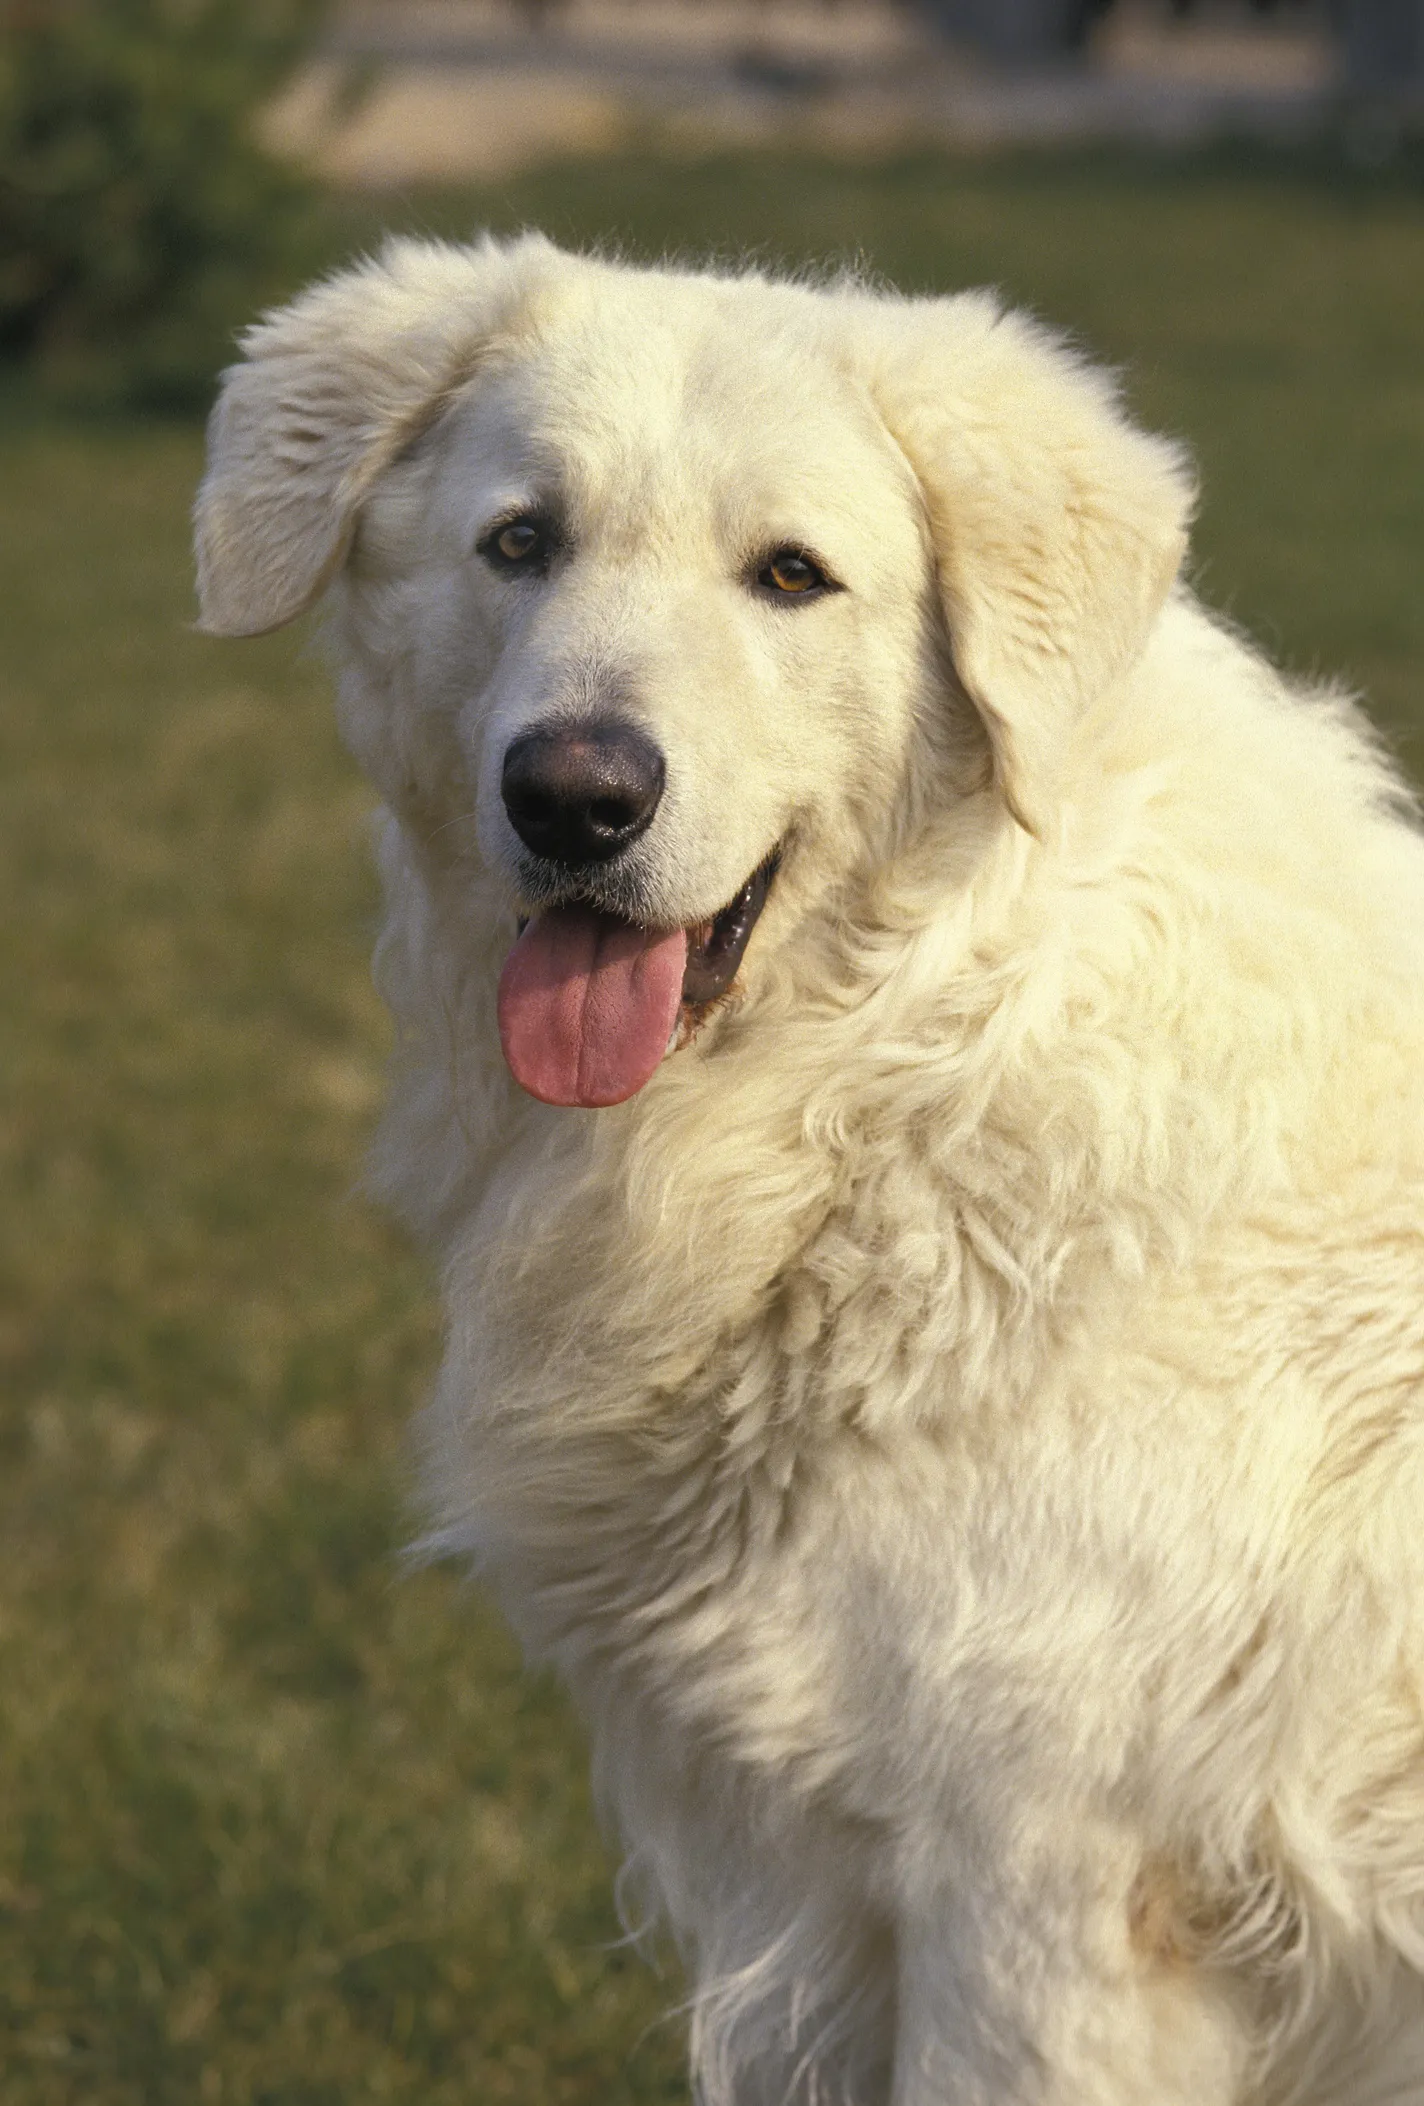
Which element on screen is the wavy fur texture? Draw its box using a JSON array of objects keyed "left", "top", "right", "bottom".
[{"left": 197, "top": 235, "right": 1424, "bottom": 2104}]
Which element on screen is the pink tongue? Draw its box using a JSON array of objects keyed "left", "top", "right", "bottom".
[{"left": 498, "top": 906, "right": 688, "bottom": 1108}]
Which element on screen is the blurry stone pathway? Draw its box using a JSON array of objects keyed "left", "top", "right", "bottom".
[{"left": 260, "top": 0, "right": 1343, "bottom": 185}]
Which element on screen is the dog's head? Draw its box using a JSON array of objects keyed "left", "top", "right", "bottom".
[{"left": 196, "top": 235, "right": 1191, "bottom": 1108}]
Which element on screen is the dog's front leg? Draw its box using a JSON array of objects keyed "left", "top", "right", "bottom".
[{"left": 888, "top": 1859, "right": 1249, "bottom": 2106}]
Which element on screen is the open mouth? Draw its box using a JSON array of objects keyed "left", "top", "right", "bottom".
[
  {"left": 678, "top": 852, "right": 779, "bottom": 1009},
  {"left": 498, "top": 852, "right": 779, "bottom": 1109}
]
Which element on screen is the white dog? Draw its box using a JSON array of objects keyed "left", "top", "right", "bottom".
[{"left": 195, "top": 236, "right": 1424, "bottom": 2104}]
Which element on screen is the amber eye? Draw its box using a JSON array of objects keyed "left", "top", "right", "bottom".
[
  {"left": 758, "top": 549, "right": 829, "bottom": 598},
  {"left": 480, "top": 516, "right": 550, "bottom": 571}
]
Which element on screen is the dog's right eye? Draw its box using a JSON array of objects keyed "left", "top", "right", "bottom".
[{"left": 479, "top": 516, "right": 551, "bottom": 573}]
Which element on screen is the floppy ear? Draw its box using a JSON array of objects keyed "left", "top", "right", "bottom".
[
  {"left": 870, "top": 295, "right": 1195, "bottom": 840},
  {"left": 194, "top": 232, "right": 553, "bottom": 637}
]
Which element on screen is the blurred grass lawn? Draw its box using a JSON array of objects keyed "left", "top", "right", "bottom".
[{"left": 1, "top": 148, "right": 1422, "bottom": 2105}]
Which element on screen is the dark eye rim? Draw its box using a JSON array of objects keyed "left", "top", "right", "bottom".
[
  {"left": 752, "top": 545, "right": 842, "bottom": 603},
  {"left": 477, "top": 510, "right": 560, "bottom": 575}
]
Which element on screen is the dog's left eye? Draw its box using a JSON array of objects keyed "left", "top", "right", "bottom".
[{"left": 757, "top": 549, "right": 834, "bottom": 599}]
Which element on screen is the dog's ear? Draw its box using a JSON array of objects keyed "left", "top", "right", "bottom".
[
  {"left": 194, "top": 234, "right": 551, "bottom": 637},
  {"left": 870, "top": 296, "right": 1194, "bottom": 840}
]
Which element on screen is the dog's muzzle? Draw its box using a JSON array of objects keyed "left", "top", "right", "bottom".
[{"left": 495, "top": 718, "right": 778, "bottom": 1110}]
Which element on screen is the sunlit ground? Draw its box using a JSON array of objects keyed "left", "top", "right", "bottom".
[{"left": 1, "top": 147, "right": 1421, "bottom": 2105}]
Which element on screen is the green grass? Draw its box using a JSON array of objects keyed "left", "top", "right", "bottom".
[{"left": 0, "top": 148, "right": 1421, "bottom": 2103}]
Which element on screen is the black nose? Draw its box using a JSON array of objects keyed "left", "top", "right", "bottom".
[{"left": 501, "top": 719, "right": 666, "bottom": 867}]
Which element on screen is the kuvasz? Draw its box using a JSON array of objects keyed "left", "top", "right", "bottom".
[{"left": 195, "top": 236, "right": 1424, "bottom": 2104}]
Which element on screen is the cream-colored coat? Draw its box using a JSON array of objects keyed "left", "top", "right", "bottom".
[{"left": 196, "top": 236, "right": 1424, "bottom": 2104}]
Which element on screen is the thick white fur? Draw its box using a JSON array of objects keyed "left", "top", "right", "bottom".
[{"left": 196, "top": 235, "right": 1424, "bottom": 2104}]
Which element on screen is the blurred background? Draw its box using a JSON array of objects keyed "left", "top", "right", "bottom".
[{"left": 1, "top": 3, "right": 1422, "bottom": 2101}]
